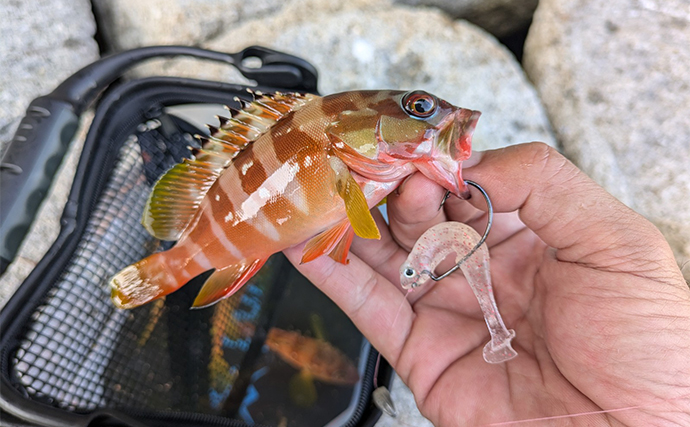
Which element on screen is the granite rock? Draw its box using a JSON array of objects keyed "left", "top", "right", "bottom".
[
  {"left": 93, "top": 0, "right": 555, "bottom": 151},
  {"left": 0, "top": 0, "right": 99, "bottom": 150},
  {"left": 524, "top": 0, "right": 690, "bottom": 278},
  {"left": 395, "top": 0, "right": 539, "bottom": 37},
  {"left": 375, "top": 375, "right": 434, "bottom": 427},
  {"left": 93, "top": 0, "right": 286, "bottom": 51},
  {"left": 91, "top": 0, "right": 392, "bottom": 83},
  {"left": 198, "top": 2, "right": 555, "bottom": 151},
  {"left": 94, "top": 0, "right": 391, "bottom": 51}
]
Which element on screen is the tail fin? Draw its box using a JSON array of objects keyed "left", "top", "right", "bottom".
[{"left": 110, "top": 249, "right": 193, "bottom": 309}]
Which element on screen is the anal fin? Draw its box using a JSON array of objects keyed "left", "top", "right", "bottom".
[
  {"left": 192, "top": 258, "right": 268, "bottom": 308},
  {"left": 301, "top": 220, "right": 353, "bottom": 264}
]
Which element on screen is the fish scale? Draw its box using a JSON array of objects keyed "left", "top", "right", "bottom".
[{"left": 111, "top": 90, "right": 481, "bottom": 309}]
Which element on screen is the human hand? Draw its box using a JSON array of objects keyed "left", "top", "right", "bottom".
[{"left": 283, "top": 142, "right": 690, "bottom": 426}]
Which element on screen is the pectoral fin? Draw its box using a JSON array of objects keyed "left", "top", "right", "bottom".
[
  {"left": 192, "top": 258, "right": 268, "bottom": 308},
  {"left": 329, "top": 157, "right": 380, "bottom": 240},
  {"left": 301, "top": 219, "right": 353, "bottom": 264},
  {"left": 339, "top": 174, "right": 380, "bottom": 240}
]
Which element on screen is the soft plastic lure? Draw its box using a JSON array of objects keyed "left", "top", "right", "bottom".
[{"left": 400, "top": 222, "right": 517, "bottom": 363}]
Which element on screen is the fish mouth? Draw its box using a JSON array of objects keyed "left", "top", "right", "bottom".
[
  {"left": 450, "top": 108, "right": 481, "bottom": 162},
  {"left": 414, "top": 107, "right": 480, "bottom": 198},
  {"left": 414, "top": 157, "right": 470, "bottom": 198}
]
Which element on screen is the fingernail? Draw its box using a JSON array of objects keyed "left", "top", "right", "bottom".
[{"left": 463, "top": 150, "right": 483, "bottom": 168}]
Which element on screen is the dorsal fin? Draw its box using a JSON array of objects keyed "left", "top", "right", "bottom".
[{"left": 142, "top": 92, "right": 312, "bottom": 241}]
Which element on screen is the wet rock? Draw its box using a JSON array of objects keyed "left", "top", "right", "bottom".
[
  {"left": 524, "top": 0, "right": 690, "bottom": 277},
  {"left": 200, "top": 2, "right": 555, "bottom": 151},
  {"left": 0, "top": 0, "right": 99, "bottom": 149},
  {"left": 394, "top": 0, "right": 539, "bottom": 37}
]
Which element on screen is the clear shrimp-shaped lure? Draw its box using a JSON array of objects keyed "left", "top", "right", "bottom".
[{"left": 400, "top": 222, "right": 517, "bottom": 363}]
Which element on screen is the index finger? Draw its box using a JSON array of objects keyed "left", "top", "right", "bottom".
[{"left": 461, "top": 142, "right": 678, "bottom": 276}]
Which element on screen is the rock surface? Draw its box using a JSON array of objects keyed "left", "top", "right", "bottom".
[
  {"left": 375, "top": 375, "right": 434, "bottom": 427},
  {"left": 93, "top": 0, "right": 286, "bottom": 51},
  {"left": 93, "top": 0, "right": 554, "bottom": 150},
  {"left": 524, "top": 0, "right": 690, "bottom": 278},
  {"left": 198, "top": 1, "right": 555, "bottom": 151},
  {"left": 395, "top": 0, "right": 539, "bottom": 37},
  {"left": 0, "top": 0, "right": 99, "bottom": 150},
  {"left": 94, "top": 0, "right": 392, "bottom": 52}
]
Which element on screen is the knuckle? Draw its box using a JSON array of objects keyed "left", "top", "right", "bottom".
[
  {"left": 524, "top": 142, "right": 581, "bottom": 187},
  {"left": 525, "top": 141, "right": 561, "bottom": 171}
]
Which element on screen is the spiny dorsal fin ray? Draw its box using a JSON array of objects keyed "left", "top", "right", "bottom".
[{"left": 142, "top": 92, "right": 313, "bottom": 241}]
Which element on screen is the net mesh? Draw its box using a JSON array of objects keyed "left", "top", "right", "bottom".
[
  {"left": 9, "top": 127, "right": 267, "bottom": 414},
  {"left": 13, "top": 137, "right": 153, "bottom": 411},
  {"left": 7, "top": 114, "right": 365, "bottom": 426}
]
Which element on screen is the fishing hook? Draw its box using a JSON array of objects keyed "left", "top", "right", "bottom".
[
  {"left": 424, "top": 180, "right": 493, "bottom": 282},
  {"left": 438, "top": 190, "right": 452, "bottom": 210}
]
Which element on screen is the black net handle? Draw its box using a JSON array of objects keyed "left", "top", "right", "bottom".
[{"left": 0, "top": 46, "right": 318, "bottom": 274}]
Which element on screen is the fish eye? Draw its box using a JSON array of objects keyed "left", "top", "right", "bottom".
[
  {"left": 402, "top": 91, "right": 437, "bottom": 118},
  {"left": 403, "top": 267, "right": 416, "bottom": 278}
]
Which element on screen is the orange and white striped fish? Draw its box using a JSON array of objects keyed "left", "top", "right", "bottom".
[
  {"left": 265, "top": 327, "right": 360, "bottom": 386},
  {"left": 110, "top": 90, "right": 480, "bottom": 309}
]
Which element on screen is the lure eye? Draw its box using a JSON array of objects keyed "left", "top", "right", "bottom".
[
  {"left": 402, "top": 91, "right": 437, "bottom": 118},
  {"left": 403, "top": 267, "right": 416, "bottom": 278}
]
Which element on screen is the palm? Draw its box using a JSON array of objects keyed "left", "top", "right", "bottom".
[
  {"left": 285, "top": 144, "right": 690, "bottom": 427},
  {"left": 392, "top": 212, "right": 606, "bottom": 426},
  {"left": 364, "top": 186, "right": 611, "bottom": 426}
]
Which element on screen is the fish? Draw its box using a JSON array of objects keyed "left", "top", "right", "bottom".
[
  {"left": 288, "top": 369, "right": 318, "bottom": 408},
  {"left": 265, "top": 327, "right": 359, "bottom": 386},
  {"left": 400, "top": 221, "right": 518, "bottom": 364},
  {"left": 110, "top": 90, "right": 481, "bottom": 309},
  {"left": 207, "top": 291, "right": 245, "bottom": 407},
  {"left": 136, "top": 298, "right": 166, "bottom": 348}
]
